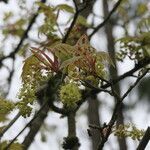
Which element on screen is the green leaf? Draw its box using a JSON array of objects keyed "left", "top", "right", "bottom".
[
  {"left": 76, "top": 15, "right": 90, "bottom": 27},
  {"left": 60, "top": 56, "right": 82, "bottom": 69},
  {"left": 75, "top": 34, "right": 89, "bottom": 47},
  {"left": 96, "top": 51, "right": 115, "bottom": 67},
  {"left": 49, "top": 43, "right": 75, "bottom": 62},
  {"left": 55, "top": 4, "right": 75, "bottom": 13}
]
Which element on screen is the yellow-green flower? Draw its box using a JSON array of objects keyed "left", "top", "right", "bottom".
[{"left": 60, "top": 83, "right": 81, "bottom": 107}]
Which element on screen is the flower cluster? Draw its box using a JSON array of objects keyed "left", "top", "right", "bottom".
[
  {"left": 113, "top": 124, "right": 144, "bottom": 141},
  {"left": 60, "top": 83, "right": 81, "bottom": 108}
]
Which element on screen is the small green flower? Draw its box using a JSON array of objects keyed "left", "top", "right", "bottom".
[
  {"left": 60, "top": 83, "right": 81, "bottom": 107},
  {"left": 17, "top": 102, "right": 32, "bottom": 118},
  {"left": 95, "top": 62, "right": 107, "bottom": 78},
  {"left": 0, "top": 98, "right": 14, "bottom": 114}
]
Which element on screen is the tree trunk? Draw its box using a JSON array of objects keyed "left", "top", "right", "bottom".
[
  {"left": 79, "top": 1, "right": 102, "bottom": 150},
  {"left": 22, "top": 104, "right": 49, "bottom": 149},
  {"left": 67, "top": 112, "right": 78, "bottom": 150},
  {"left": 74, "top": 1, "right": 102, "bottom": 150},
  {"left": 88, "top": 95, "right": 101, "bottom": 150},
  {"left": 102, "top": 0, "right": 127, "bottom": 150}
]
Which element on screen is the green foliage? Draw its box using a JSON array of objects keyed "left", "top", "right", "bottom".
[
  {"left": 137, "top": 17, "right": 150, "bottom": 33},
  {"left": 116, "top": 33, "right": 150, "bottom": 61},
  {"left": 21, "top": 55, "right": 40, "bottom": 83},
  {"left": 136, "top": 3, "right": 148, "bottom": 16},
  {"left": 49, "top": 43, "right": 75, "bottom": 63},
  {"left": 113, "top": 124, "right": 144, "bottom": 141},
  {"left": 60, "top": 83, "right": 81, "bottom": 108},
  {"left": 18, "top": 34, "right": 112, "bottom": 114},
  {"left": 37, "top": 2, "right": 57, "bottom": 37},
  {"left": 55, "top": 4, "right": 75, "bottom": 14},
  {"left": 0, "top": 97, "right": 15, "bottom": 122},
  {"left": 17, "top": 43, "right": 29, "bottom": 57},
  {"left": 2, "top": 18, "right": 26, "bottom": 37},
  {"left": 84, "top": 75, "right": 99, "bottom": 87},
  {"left": 76, "top": 15, "right": 90, "bottom": 27},
  {"left": 0, "top": 141, "right": 23, "bottom": 150},
  {"left": 53, "top": 35, "right": 110, "bottom": 80},
  {"left": 0, "top": 0, "right": 149, "bottom": 149},
  {"left": 3, "top": 11, "right": 13, "bottom": 22},
  {"left": 30, "top": 34, "right": 111, "bottom": 83},
  {"left": 18, "top": 55, "right": 52, "bottom": 117}
]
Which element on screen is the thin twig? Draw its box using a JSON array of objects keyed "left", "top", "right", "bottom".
[
  {"left": 62, "top": 0, "right": 87, "bottom": 43},
  {"left": 3, "top": 99, "right": 49, "bottom": 150},
  {"left": 0, "top": 113, "right": 21, "bottom": 140},
  {"left": 97, "top": 69, "right": 149, "bottom": 150},
  {"left": 101, "top": 58, "right": 150, "bottom": 90},
  {"left": 0, "top": 0, "right": 46, "bottom": 64},
  {"left": 122, "top": 69, "right": 149, "bottom": 100},
  {"left": 89, "top": 0, "right": 123, "bottom": 39},
  {"left": 62, "top": 0, "right": 79, "bottom": 43}
]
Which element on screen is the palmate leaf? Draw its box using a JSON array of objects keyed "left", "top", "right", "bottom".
[
  {"left": 49, "top": 43, "right": 75, "bottom": 62},
  {"left": 116, "top": 31, "right": 150, "bottom": 61},
  {"left": 60, "top": 56, "right": 82, "bottom": 69},
  {"left": 75, "top": 34, "right": 96, "bottom": 56},
  {"left": 36, "top": 2, "right": 54, "bottom": 15},
  {"left": 75, "top": 34, "right": 89, "bottom": 47}
]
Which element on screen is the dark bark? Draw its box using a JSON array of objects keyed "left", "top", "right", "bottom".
[
  {"left": 78, "top": 1, "right": 102, "bottom": 149},
  {"left": 137, "top": 127, "right": 150, "bottom": 150},
  {"left": 102, "top": 0, "right": 127, "bottom": 150},
  {"left": 88, "top": 95, "right": 101, "bottom": 150},
  {"left": 71, "top": 1, "right": 101, "bottom": 150},
  {"left": 22, "top": 73, "right": 63, "bottom": 149},
  {"left": 67, "top": 112, "right": 78, "bottom": 150},
  {"left": 22, "top": 105, "right": 49, "bottom": 149},
  {"left": 63, "top": 112, "right": 79, "bottom": 150}
]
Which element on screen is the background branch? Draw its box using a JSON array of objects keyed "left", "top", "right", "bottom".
[
  {"left": 89, "top": 0, "right": 123, "bottom": 39},
  {"left": 97, "top": 69, "right": 149, "bottom": 150},
  {"left": 137, "top": 127, "right": 150, "bottom": 150},
  {"left": 0, "top": 0, "right": 46, "bottom": 64}
]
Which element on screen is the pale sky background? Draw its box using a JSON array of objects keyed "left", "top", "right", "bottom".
[{"left": 0, "top": 0, "right": 150, "bottom": 150}]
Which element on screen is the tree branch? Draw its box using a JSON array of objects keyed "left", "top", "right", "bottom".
[
  {"left": 0, "top": 113, "right": 20, "bottom": 140},
  {"left": 62, "top": 0, "right": 87, "bottom": 43},
  {"left": 3, "top": 98, "right": 50, "bottom": 150},
  {"left": 137, "top": 127, "right": 150, "bottom": 150},
  {"left": 0, "top": 0, "right": 46, "bottom": 64},
  {"left": 89, "top": 0, "right": 123, "bottom": 39},
  {"left": 97, "top": 69, "right": 149, "bottom": 150},
  {"left": 101, "top": 58, "right": 150, "bottom": 90}
]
